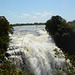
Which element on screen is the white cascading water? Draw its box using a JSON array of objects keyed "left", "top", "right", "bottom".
[{"left": 7, "top": 25, "right": 68, "bottom": 75}]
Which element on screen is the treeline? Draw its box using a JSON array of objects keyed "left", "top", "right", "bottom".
[{"left": 10, "top": 22, "right": 45, "bottom": 26}]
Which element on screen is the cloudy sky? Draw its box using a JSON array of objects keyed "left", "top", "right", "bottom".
[{"left": 0, "top": 0, "right": 75, "bottom": 24}]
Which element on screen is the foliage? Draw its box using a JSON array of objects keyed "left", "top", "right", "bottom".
[
  {"left": 11, "top": 23, "right": 45, "bottom": 26},
  {"left": 0, "top": 16, "right": 24, "bottom": 75},
  {"left": 54, "top": 48, "right": 75, "bottom": 75},
  {"left": 0, "top": 17, "right": 9, "bottom": 53},
  {"left": 0, "top": 16, "right": 34, "bottom": 75},
  {"left": 45, "top": 15, "right": 75, "bottom": 55},
  {"left": 46, "top": 16, "right": 75, "bottom": 75}
]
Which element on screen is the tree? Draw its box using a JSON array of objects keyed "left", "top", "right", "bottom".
[
  {"left": 0, "top": 16, "right": 9, "bottom": 52},
  {"left": 45, "top": 15, "right": 75, "bottom": 55}
]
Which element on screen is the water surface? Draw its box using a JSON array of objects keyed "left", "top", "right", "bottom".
[{"left": 8, "top": 25, "right": 65, "bottom": 75}]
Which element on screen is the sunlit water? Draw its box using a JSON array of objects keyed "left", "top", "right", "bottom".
[{"left": 7, "top": 25, "right": 67, "bottom": 75}]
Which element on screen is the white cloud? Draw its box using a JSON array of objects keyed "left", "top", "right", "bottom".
[
  {"left": 44, "top": 12, "right": 52, "bottom": 15},
  {"left": 9, "top": 14, "right": 18, "bottom": 18},
  {"left": 22, "top": 13, "right": 37, "bottom": 19},
  {"left": 8, "top": 11, "right": 19, "bottom": 18},
  {"left": 35, "top": 13, "right": 41, "bottom": 15},
  {"left": 31, "top": 16, "right": 37, "bottom": 19},
  {"left": 8, "top": 11, "right": 52, "bottom": 24},
  {"left": 8, "top": 11, "right": 31, "bottom": 18},
  {"left": 35, "top": 12, "right": 52, "bottom": 17},
  {"left": 8, "top": 11, "right": 15, "bottom": 16},
  {"left": 9, "top": 11, "right": 52, "bottom": 18},
  {"left": 22, "top": 13, "right": 30, "bottom": 17},
  {"left": 41, "top": 15, "right": 46, "bottom": 18}
]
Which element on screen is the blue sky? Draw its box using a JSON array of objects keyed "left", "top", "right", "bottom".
[{"left": 0, "top": 0, "right": 75, "bottom": 24}]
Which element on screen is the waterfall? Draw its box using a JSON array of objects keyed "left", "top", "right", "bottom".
[{"left": 7, "top": 26, "right": 67, "bottom": 75}]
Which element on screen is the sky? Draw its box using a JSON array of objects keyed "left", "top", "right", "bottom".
[{"left": 0, "top": 0, "right": 75, "bottom": 24}]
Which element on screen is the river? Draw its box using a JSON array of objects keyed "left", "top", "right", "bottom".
[{"left": 7, "top": 25, "right": 66, "bottom": 75}]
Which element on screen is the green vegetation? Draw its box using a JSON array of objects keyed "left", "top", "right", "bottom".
[
  {"left": 0, "top": 16, "right": 9, "bottom": 54},
  {"left": 46, "top": 15, "right": 75, "bottom": 74},
  {"left": 54, "top": 48, "right": 75, "bottom": 75},
  {"left": 0, "top": 16, "right": 24, "bottom": 75},
  {"left": 0, "top": 16, "right": 10, "bottom": 66},
  {"left": 45, "top": 15, "right": 75, "bottom": 55},
  {"left": 0, "top": 16, "right": 34, "bottom": 75},
  {"left": 10, "top": 22, "right": 45, "bottom": 26},
  {"left": 0, "top": 60, "right": 23, "bottom": 75}
]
